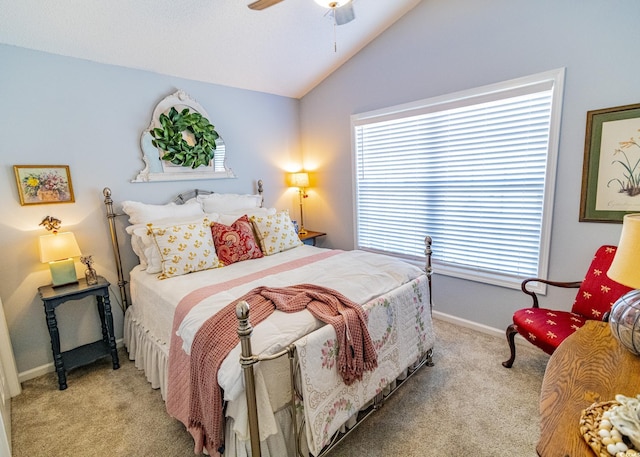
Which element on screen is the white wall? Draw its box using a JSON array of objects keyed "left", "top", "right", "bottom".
[
  {"left": 299, "top": 0, "right": 640, "bottom": 330},
  {"left": 0, "top": 45, "right": 301, "bottom": 376}
]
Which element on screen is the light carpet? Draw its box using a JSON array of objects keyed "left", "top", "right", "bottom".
[{"left": 11, "top": 318, "right": 549, "bottom": 456}]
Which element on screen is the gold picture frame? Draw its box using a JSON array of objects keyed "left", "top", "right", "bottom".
[
  {"left": 13, "top": 165, "right": 75, "bottom": 206},
  {"left": 580, "top": 103, "right": 640, "bottom": 223}
]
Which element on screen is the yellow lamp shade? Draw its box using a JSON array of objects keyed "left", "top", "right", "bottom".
[
  {"left": 608, "top": 213, "right": 640, "bottom": 289},
  {"left": 290, "top": 172, "right": 309, "bottom": 188}
]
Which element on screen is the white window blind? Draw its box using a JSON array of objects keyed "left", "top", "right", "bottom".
[{"left": 352, "top": 69, "right": 564, "bottom": 290}]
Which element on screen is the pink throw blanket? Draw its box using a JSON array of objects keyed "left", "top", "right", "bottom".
[
  {"left": 166, "top": 250, "right": 342, "bottom": 455},
  {"left": 188, "top": 284, "right": 378, "bottom": 456}
]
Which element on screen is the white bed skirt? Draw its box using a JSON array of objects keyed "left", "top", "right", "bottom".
[
  {"left": 124, "top": 303, "right": 430, "bottom": 457},
  {"left": 124, "top": 308, "right": 296, "bottom": 456},
  {"left": 124, "top": 309, "right": 170, "bottom": 399}
]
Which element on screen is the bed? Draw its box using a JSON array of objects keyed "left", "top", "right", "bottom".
[{"left": 103, "top": 182, "right": 435, "bottom": 457}]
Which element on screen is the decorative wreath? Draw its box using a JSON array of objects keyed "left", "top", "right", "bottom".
[{"left": 149, "top": 107, "right": 219, "bottom": 169}]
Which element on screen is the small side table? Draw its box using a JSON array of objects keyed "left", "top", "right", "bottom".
[
  {"left": 38, "top": 276, "right": 120, "bottom": 390},
  {"left": 299, "top": 230, "right": 326, "bottom": 246}
]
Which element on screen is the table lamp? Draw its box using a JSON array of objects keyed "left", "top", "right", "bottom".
[
  {"left": 39, "top": 216, "right": 82, "bottom": 286},
  {"left": 607, "top": 213, "right": 640, "bottom": 355},
  {"left": 289, "top": 172, "right": 309, "bottom": 235}
]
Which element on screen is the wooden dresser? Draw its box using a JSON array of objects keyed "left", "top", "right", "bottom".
[{"left": 537, "top": 320, "right": 640, "bottom": 456}]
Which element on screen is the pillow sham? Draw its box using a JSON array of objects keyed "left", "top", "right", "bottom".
[
  {"left": 127, "top": 213, "right": 221, "bottom": 272},
  {"left": 148, "top": 217, "right": 221, "bottom": 279},
  {"left": 210, "top": 215, "right": 264, "bottom": 266},
  {"left": 197, "top": 193, "right": 262, "bottom": 214},
  {"left": 121, "top": 200, "right": 203, "bottom": 225},
  {"left": 250, "top": 210, "right": 303, "bottom": 255}
]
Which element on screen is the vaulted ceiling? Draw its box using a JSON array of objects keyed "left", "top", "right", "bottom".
[{"left": 0, "top": 0, "right": 421, "bottom": 98}]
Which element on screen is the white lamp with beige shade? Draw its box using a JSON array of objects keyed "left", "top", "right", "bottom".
[{"left": 38, "top": 216, "right": 82, "bottom": 287}]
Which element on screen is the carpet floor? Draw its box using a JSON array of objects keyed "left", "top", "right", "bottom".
[{"left": 11, "top": 318, "right": 549, "bottom": 456}]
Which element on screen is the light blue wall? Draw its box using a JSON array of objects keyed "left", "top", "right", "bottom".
[
  {"left": 0, "top": 44, "right": 301, "bottom": 374},
  {"left": 300, "top": 0, "right": 640, "bottom": 330},
  {"left": 3, "top": 0, "right": 640, "bottom": 375}
]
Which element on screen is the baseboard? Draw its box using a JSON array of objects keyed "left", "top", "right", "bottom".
[
  {"left": 18, "top": 316, "right": 524, "bottom": 383},
  {"left": 432, "top": 311, "right": 529, "bottom": 346},
  {"left": 18, "top": 338, "right": 125, "bottom": 384}
]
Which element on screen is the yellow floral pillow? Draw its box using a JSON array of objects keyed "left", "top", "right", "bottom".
[
  {"left": 250, "top": 210, "right": 303, "bottom": 255},
  {"left": 148, "top": 217, "right": 221, "bottom": 279}
]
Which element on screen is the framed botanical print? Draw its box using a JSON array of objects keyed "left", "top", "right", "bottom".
[
  {"left": 580, "top": 103, "right": 640, "bottom": 222},
  {"left": 14, "top": 165, "right": 75, "bottom": 206}
]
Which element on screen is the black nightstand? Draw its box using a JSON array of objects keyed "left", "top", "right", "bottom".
[
  {"left": 299, "top": 230, "right": 326, "bottom": 246},
  {"left": 38, "top": 276, "right": 119, "bottom": 390}
]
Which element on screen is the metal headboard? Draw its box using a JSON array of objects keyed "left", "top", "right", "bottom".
[{"left": 102, "top": 179, "right": 265, "bottom": 309}]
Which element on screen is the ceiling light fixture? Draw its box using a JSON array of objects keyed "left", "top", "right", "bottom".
[{"left": 313, "top": 0, "right": 351, "bottom": 7}]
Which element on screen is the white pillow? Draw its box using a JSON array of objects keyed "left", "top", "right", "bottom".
[
  {"left": 197, "top": 193, "right": 262, "bottom": 214},
  {"left": 121, "top": 200, "right": 204, "bottom": 225},
  {"left": 218, "top": 207, "right": 276, "bottom": 226},
  {"left": 250, "top": 210, "right": 303, "bottom": 255},
  {"left": 130, "top": 226, "right": 162, "bottom": 273},
  {"left": 130, "top": 230, "right": 150, "bottom": 270}
]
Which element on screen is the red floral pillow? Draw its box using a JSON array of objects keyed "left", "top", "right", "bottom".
[{"left": 210, "top": 215, "right": 263, "bottom": 266}]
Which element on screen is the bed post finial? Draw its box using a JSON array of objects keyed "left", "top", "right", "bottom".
[
  {"left": 236, "top": 301, "right": 261, "bottom": 457},
  {"left": 424, "top": 236, "right": 433, "bottom": 312},
  {"left": 257, "top": 179, "right": 264, "bottom": 207}
]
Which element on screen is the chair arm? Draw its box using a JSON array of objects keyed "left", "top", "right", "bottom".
[{"left": 521, "top": 278, "right": 583, "bottom": 308}]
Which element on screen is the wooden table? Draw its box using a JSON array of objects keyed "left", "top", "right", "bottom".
[
  {"left": 537, "top": 320, "right": 640, "bottom": 457},
  {"left": 299, "top": 230, "right": 326, "bottom": 246}
]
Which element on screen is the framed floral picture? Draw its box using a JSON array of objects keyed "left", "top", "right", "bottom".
[
  {"left": 580, "top": 103, "right": 640, "bottom": 223},
  {"left": 13, "top": 165, "right": 75, "bottom": 206}
]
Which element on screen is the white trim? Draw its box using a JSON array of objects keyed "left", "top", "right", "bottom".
[
  {"left": 0, "top": 299, "right": 20, "bottom": 397},
  {"left": 0, "top": 296, "right": 19, "bottom": 456},
  {"left": 351, "top": 68, "right": 565, "bottom": 292},
  {"left": 351, "top": 68, "right": 564, "bottom": 124},
  {"left": 433, "top": 311, "right": 531, "bottom": 347}
]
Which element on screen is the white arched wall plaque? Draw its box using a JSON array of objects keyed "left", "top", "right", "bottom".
[{"left": 133, "top": 90, "right": 236, "bottom": 182}]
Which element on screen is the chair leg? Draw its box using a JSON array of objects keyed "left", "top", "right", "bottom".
[{"left": 502, "top": 323, "right": 518, "bottom": 368}]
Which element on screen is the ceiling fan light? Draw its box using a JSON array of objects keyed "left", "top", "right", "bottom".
[{"left": 313, "top": 0, "right": 351, "bottom": 8}]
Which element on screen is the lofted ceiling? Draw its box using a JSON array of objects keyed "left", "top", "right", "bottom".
[{"left": 0, "top": 0, "right": 421, "bottom": 99}]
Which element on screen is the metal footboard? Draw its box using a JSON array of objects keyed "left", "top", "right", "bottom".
[{"left": 236, "top": 236, "right": 434, "bottom": 457}]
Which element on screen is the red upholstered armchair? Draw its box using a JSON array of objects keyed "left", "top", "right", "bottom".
[{"left": 502, "top": 245, "right": 632, "bottom": 368}]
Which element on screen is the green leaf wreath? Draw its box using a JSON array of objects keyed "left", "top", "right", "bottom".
[{"left": 149, "top": 107, "right": 219, "bottom": 169}]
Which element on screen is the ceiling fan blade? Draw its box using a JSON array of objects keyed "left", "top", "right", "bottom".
[
  {"left": 247, "top": 0, "right": 285, "bottom": 10},
  {"left": 334, "top": 3, "right": 355, "bottom": 25}
]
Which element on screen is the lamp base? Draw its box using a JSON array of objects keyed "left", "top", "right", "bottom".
[
  {"left": 609, "top": 289, "right": 640, "bottom": 355},
  {"left": 298, "top": 228, "right": 308, "bottom": 235},
  {"left": 49, "top": 258, "right": 78, "bottom": 287}
]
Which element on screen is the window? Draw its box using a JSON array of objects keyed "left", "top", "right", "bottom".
[{"left": 352, "top": 69, "right": 564, "bottom": 291}]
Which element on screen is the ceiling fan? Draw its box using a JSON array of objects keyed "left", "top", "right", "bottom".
[{"left": 248, "top": 0, "right": 356, "bottom": 26}]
